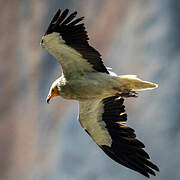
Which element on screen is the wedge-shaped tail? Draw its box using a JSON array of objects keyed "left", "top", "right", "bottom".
[{"left": 118, "top": 75, "right": 158, "bottom": 91}]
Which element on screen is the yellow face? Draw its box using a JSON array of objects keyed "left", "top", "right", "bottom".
[{"left": 46, "top": 86, "right": 60, "bottom": 103}]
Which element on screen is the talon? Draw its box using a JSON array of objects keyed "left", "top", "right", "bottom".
[{"left": 120, "top": 90, "right": 138, "bottom": 98}]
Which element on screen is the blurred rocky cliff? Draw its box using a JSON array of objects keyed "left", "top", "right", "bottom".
[{"left": 0, "top": 0, "right": 180, "bottom": 179}]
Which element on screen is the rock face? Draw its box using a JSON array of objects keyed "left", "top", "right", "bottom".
[{"left": 1, "top": 0, "right": 180, "bottom": 180}]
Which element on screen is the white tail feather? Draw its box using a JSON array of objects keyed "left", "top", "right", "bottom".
[{"left": 118, "top": 75, "right": 158, "bottom": 91}]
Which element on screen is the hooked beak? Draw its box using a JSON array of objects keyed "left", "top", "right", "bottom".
[
  {"left": 46, "top": 93, "right": 53, "bottom": 104},
  {"left": 46, "top": 86, "right": 60, "bottom": 104},
  {"left": 46, "top": 96, "right": 51, "bottom": 104}
]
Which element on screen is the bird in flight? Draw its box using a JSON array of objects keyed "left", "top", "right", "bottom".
[{"left": 41, "top": 9, "right": 159, "bottom": 178}]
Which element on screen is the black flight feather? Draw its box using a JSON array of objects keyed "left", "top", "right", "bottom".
[{"left": 99, "top": 96, "right": 159, "bottom": 178}]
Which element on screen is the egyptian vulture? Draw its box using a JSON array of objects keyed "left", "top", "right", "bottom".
[{"left": 41, "top": 9, "right": 159, "bottom": 178}]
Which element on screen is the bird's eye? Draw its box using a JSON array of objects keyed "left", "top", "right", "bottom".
[
  {"left": 52, "top": 89, "right": 55, "bottom": 93},
  {"left": 41, "top": 39, "right": 44, "bottom": 44}
]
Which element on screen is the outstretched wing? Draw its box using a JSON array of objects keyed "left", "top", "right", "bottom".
[
  {"left": 78, "top": 96, "right": 159, "bottom": 178},
  {"left": 41, "top": 9, "right": 109, "bottom": 78}
]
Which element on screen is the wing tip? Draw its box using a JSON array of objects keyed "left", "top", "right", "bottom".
[
  {"left": 100, "top": 144, "right": 159, "bottom": 178},
  {"left": 44, "top": 8, "right": 85, "bottom": 36}
]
